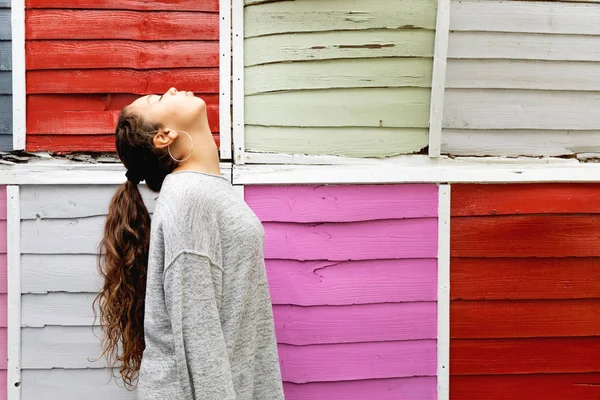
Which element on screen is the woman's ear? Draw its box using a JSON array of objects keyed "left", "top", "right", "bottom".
[{"left": 153, "top": 129, "right": 179, "bottom": 149}]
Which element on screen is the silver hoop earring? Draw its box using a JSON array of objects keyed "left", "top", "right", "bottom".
[{"left": 168, "top": 131, "right": 194, "bottom": 163}]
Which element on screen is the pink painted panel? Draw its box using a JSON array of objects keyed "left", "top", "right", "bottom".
[
  {"left": 273, "top": 302, "right": 436, "bottom": 345},
  {"left": 264, "top": 218, "right": 438, "bottom": 261},
  {"left": 283, "top": 377, "right": 437, "bottom": 400},
  {"left": 0, "top": 222, "right": 7, "bottom": 254},
  {"left": 0, "top": 255, "right": 6, "bottom": 294},
  {"left": 266, "top": 259, "right": 437, "bottom": 305},
  {"left": 0, "top": 329, "right": 6, "bottom": 369},
  {"left": 246, "top": 184, "right": 438, "bottom": 223},
  {"left": 278, "top": 340, "right": 437, "bottom": 383}
]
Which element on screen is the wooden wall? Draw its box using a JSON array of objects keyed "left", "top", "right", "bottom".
[
  {"left": 243, "top": 0, "right": 436, "bottom": 158},
  {"left": 24, "top": 0, "right": 221, "bottom": 153},
  {"left": 0, "top": 0, "right": 11, "bottom": 151},
  {"left": 450, "top": 184, "right": 600, "bottom": 400},
  {"left": 245, "top": 184, "right": 439, "bottom": 399},
  {"left": 443, "top": 0, "right": 600, "bottom": 157}
]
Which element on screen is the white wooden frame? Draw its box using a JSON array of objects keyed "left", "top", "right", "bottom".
[
  {"left": 7, "top": 186, "right": 20, "bottom": 400},
  {"left": 231, "top": 0, "right": 245, "bottom": 164},
  {"left": 437, "top": 184, "right": 450, "bottom": 400},
  {"left": 10, "top": 0, "right": 25, "bottom": 150},
  {"left": 219, "top": 0, "right": 232, "bottom": 160}
]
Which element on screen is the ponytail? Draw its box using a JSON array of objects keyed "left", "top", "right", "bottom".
[{"left": 94, "top": 180, "right": 151, "bottom": 388}]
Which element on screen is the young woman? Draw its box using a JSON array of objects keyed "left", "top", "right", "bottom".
[{"left": 94, "top": 87, "right": 284, "bottom": 400}]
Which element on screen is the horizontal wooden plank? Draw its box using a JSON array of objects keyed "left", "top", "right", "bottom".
[
  {"left": 451, "top": 0, "right": 600, "bottom": 35},
  {"left": 451, "top": 299, "right": 600, "bottom": 338},
  {"left": 443, "top": 89, "right": 600, "bottom": 131},
  {"left": 26, "top": 41, "right": 219, "bottom": 70},
  {"left": 27, "top": 68, "right": 219, "bottom": 94},
  {"left": 449, "top": 31, "right": 600, "bottom": 62},
  {"left": 264, "top": 218, "right": 438, "bottom": 261},
  {"left": 0, "top": 72, "right": 10, "bottom": 94},
  {"left": 442, "top": 129, "right": 600, "bottom": 157},
  {"left": 245, "top": 58, "right": 433, "bottom": 95},
  {"left": 246, "top": 126, "right": 428, "bottom": 158},
  {"left": 451, "top": 258, "right": 600, "bottom": 300},
  {"left": 0, "top": 42, "right": 9, "bottom": 71},
  {"left": 451, "top": 215, "right": 600, "bottom": 257},
  {"left": 452, "top": 184, "right": 600, "bottom": 216},
  {"left": 451, "top": 373, "right": 600, "bottom": 400},
  {"left": 0, "top": 135, "right": 11, "bottom": 151},
  {"left": 22, "top": 255, "right": 100, "bottom": 293},
  {"left": 279, "top": 340, "right": 436, "bottom": 383},
  {"left": 0, "top": 10, "right": 9, "bottom": 40},
  {"left": 0, "top": 373, "right": 6, "bottom": 400},
  {"left": 247, "top": 88, "right": 430, "bottom": 128},
  {"left": 25, "top": 0, "right": 219, "bottom": 11},
  {"left": 0, "top": 0, "right": 8, "bottom": 6},
  {"left": 246, "top": 184, "right": 438, "bottom": 223},
  {"left": 245, "top": 29, "right": 435, "bottom": 66},
  {"left": 0, "top": 95, "right": 10, "bottom": 134},
  {"left": 451, "top": 337, "right": 600, "bottom": 375},
  {"left": 22, "top": 293, "right": 97, "bottom": 327},
  {"left": 0, "top": 329, "right": 8, "bottom": 369},
  {"left": 22, "top": 217, "right": 103, "bottom": 254},
  {"left": 245, "top": 0, "right": 436, "bottom": 38},
  {"left": 22, "top": 369, "right": 136, "bottom": 400},
  {"left": 26, "top": 10, "right": 218, "bottom": 40},
  {"left": 0, "top": 295, "right": 7, "bottom": 327}
]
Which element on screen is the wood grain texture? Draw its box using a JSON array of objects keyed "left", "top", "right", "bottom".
[
  {"left": 245, "top": 58, "right": 433, "bottom": 95},
  {"left": 245, "top": 29, "right": 434, "bottom": 66},
  {"left": 246, "top": 88, "right": 430, "bottom": 128},
  {"left": 21, "top": 255, "right": 101, "bottom": 294},
  {"left": 25, "top": 0, "right": 219, "bottom": 11},
  {"left": 451, "top": 184, "right": 600, "bottom": 216},
  {"left": 26, "top": 41, "right": 219, "bottom": 70},
  {"left": 27, "top": 69, "right": 219, "bottom": 94},
  {"left": 245, "top": 126, "right": 428, "bottom": 158},
  {"left": 22, "top": 293, "right": 97, "bottom": 327},
  {"left": 0, "top": 11, "right": 9, "bottom": 41},
  {"left": 245, "top": 184, "right": 438, "bottom": 222},
  {"left": 264, "top": 218, "right": 438, "bottom": 261},
  {"left": 451, "top": 337, "right": 600, "bottom": 375},
  {"left": 451, "top": 258, "right": 600, "bottom": 300},
  {"left": 26, "top": 135, "right": 115, "bottom": 152},
  {"left": 0, "top": 42, "right": 10, "bottom": 71},
  {"left": 244, "top": 0, "right": 436, "bottom": 38},
  {"left": 21, "top": 217, "right": 104, "bottom": 254},
  {"left": 0, "top": 72, "right": 11, "bottom": 94},
  {"left": 26, "top": 10, "right": 218, "bottom": 40}
]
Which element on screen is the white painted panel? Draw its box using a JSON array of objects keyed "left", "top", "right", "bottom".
[
  {"left": 449, "top": 31, "right": 600, "bottom": 62},
  {"left": 21, "top": 216, "right": 104, "bottom": 254},
  {"left": 22, "top": 293, "right": 96, "bottom": 327},
  {"left": 443, "top": 89, "right": 600, "bottom": 130},
  {"left": 451, "top": 0, "right": 600, "bottom": 35},
  {"left": 22, "top": 369, "right": 135, "bottom": 400},
  {"left": 21, "top": 254, "right": 100, "bottom": 294}
]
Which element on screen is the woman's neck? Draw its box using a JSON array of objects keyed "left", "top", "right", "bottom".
[{"left": 173, "top": 127, "right": 221, "bottom": 176}]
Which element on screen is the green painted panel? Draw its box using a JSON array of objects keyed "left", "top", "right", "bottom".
[
  {"left": 245, "top": 58, "right": 433, "bottom": 95},
  {"left": 246, "top": 126, "right": 428, "bottom": 158},
  {"left": 245, "top": 0, "right": 437, "bottom": 38},
  {"left": 245, "top": 29, "right": 435, "bottom": 67},
  {"left": 245, "top": 88, "right": 431, "bottom": 128}
]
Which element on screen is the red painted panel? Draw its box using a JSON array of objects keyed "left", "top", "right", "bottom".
[
  {"left": 452, "top": 373, "right": 600, "bottom": 400},
  {"left": 25, "top": 0, "right": 219, "bottom": 11},
  {"left": 26, "top": 10, "right": 218, "bottom": 40},
  {"left": 451, "top": 257, "right": 600, "bottom": 300},
  {"left": 452, "top": 215, "right": 600, "bottom": 257},
  {"left": 452, "top": 337, "right": 600, "bottom": 375},
  {"left": 452, "top": 184, "right": 600, "bottom": 216}
]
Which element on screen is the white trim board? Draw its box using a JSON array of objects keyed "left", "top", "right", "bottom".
[
  {"left": 219, "top": 0, "right": 232, "bottom": 160},
  {"left": 436, "top": 184, "right": 450, "bottom": 400},
  {"left": 7, "top": 186, "right": 21, "bottom": 400},
  {"left": 231, "top": 0, "right": 245, "bottom": 164},
  {"left": 11, "top": 0, "right": 26, "bottom": 150}
]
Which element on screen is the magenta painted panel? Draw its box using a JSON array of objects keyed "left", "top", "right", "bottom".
[
  {"left": 263, "top": 218, "right": 438, "bottom": 261},
  {"left": 273, "top": 302, "right": 436, "bottom": 345},
  {"left": 278, "top": 340, "right": 437, "bottom": 383},
  {"left": 266, "top": 259, "right": 437, "bottom": 306},
  {"left": 0, "top": 329, "right": 6, "bottom": 369},
  {"left": 246, "top": 184, "right": 438, "bottom": 223},
  {"left": 0, "top": 255, "right": 6, "bottom": 294},
  {"left": 283, "top": 377, "right": 437, "bottom": 400}
]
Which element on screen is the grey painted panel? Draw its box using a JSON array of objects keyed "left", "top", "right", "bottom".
[
  {"left": 22, "top": 216, "right": 104, "bottom": 254},
  {"left": 22, "top": 254, "right": 100, "bottom": 294},
  {"left": 0, "top": 10, "right": 10, "bottom": 40},
  {"left": 0, "top": 95, "right": 11, "bottom": 135},
  {"left": 0, "top": 1, "right": 9, "bottom": 7},
  {"left": 0, "top": 134, "right": 11, "bottom": 151},
  {"left": 22, "top": 293, "right": 97, "bottom": 327},
  {"left": 0, "top": 41, "right": 10, "bottom": 71},
  {"left": 22, "top": 369, "right": 136, "bottom": 400},
  {"left": 0, "top": 71, "right": 11, "bottom": 94}
]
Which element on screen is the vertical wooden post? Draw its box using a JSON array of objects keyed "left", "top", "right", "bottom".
[
  {"left": 437, "top": 184, "right": 451, "bottom": 399},
  {"left": 10, "top": 0, "right": 25, "bottom": 150},
  {"left": 7, "top": 186, "right": 20, "bottom": 400},
  {"left": 232, "top": 0, "right": 245, "bottom": 164},
  {"left": 220, "top": 0, "right": 233, "bottom": 160}
]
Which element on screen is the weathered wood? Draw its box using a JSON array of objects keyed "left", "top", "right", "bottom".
[
  {"left": 0, "top": 72, "right": 10, "bottom": 94},
  {"left": 25, "top": 0, "right": 219, "bottom": 11},
  {"left": 27, "top": 68, "right": 219, "bottom": 94},
  {"left": 26, "top": 41, "right": 219, "bottom": 70},
  {"left": 0, "top": 11, "right": 10, "bottom": 40},
  {"left": 0, "top": 95, "right": 10, "bottom": 134},
  {"left": 245, "top": 58, "right": 433, "bottom": 95},
  {"left": 246, "top": 126, "right": 428, "bottom": 158},
  {"left": 21, "top": 255, "right": 100, "bottom": 294},
  {"left": 245, "top": 30, "right": 435, "bottom": 66},
  {"left": 26, "top": 10, "right": 218, "bottom": 40},
  {"left": 443, "top": 89, "right": 600, "bottom": 131},
  {"left": 246, "top": 88, "right": 430, "bottom": 128},
  {"left": 264, "top": 218, "right": 438, "bottom": 260},
  {"left": 451, "top": 337, "right": 600, "bottom": 375},
  {"left": 22, "top": 293, "right": 97, "bottom": 327},
  {"left": 244, "top": 0, "right": 436, "bottom": 38},
  {"left": 451, "top": 215, "right": 600, "bottom": 258},
  {"left": 27, "top": 135, "right": 115, "bottom": 153},
  {"left": 0, "top": 42, "right": 10, "bottom": 71},
  {"left": 451, "top": 258, "right": 600, "bottom": 300},
  {"left": 21, "top": 217, "right": 103, "bottom": 254},
  {"left": 246, "top": 184, "right": 438, "bottom": 223},
  {"left": 0, "top": 135, "right": 11, "bottom": 151}
]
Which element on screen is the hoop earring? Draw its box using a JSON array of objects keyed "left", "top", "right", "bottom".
[{"left": 168, "top": 131, "right": 194, "bottom": 163}]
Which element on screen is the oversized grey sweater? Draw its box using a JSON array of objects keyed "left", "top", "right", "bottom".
[{"left": 137, "top": 171, "right": 284, "bottom": 400}]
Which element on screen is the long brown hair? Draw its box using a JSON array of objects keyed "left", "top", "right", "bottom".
[{"left": 94, "top": 107, "right": 177, "bottom": 388}]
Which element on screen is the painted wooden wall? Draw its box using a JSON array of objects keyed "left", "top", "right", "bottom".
[
  {"left": 24, "top": 0, "right": 220, "bottom": 153},
  {"left": 0, "top": 187, "right": 6, "bottom": 400},
  {"left": 243, "top": 0, "right": 436, "bottom": 158},
  {"left": 245, "top": 185, "right": 439, "bottom": 399},
  {"left": 443, "top": 0, "right": 600, "bottom": 158},
  {"left": 0, "top": 0, "right": 11, "bottom": 151},
  {"left": 450, "top": 184, "right": 600, "bottom": 400}
]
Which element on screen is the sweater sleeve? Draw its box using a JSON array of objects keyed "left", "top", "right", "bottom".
[{"left": 163, "top": 251, "right": 236, "bottom": 400}]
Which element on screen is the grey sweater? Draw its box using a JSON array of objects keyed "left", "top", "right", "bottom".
[{"left": 137, "top": 171, "right": 284, "bottom": 400}]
